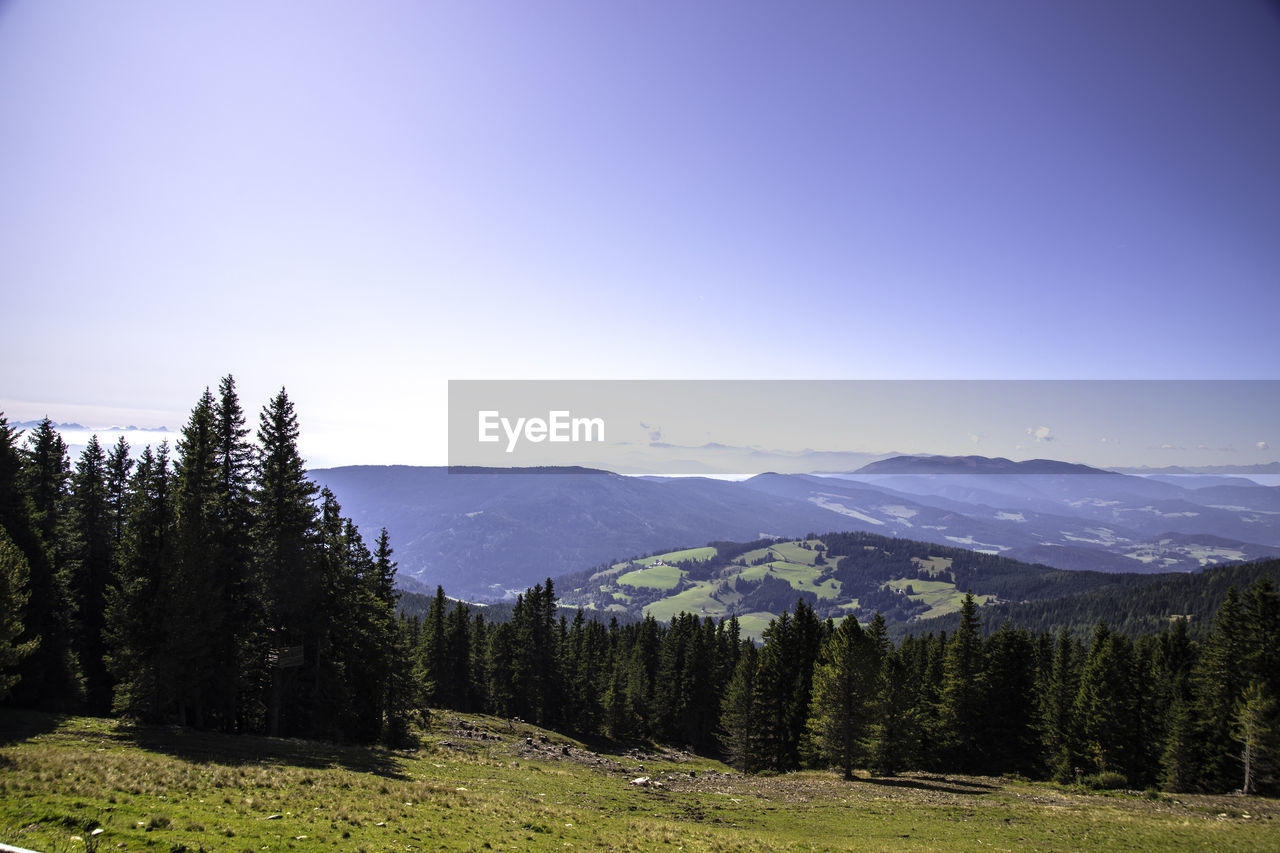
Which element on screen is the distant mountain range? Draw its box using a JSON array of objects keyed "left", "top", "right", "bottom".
[
  {"left": 1108, "top": 462, "right": 1280, "bottom": 475},
  {"left": 310, "top": 455, "right": 1280, "bottom": 600}
]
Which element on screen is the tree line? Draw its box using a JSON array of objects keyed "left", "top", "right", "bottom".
[
  {"left": 398, "top": 579, "right": 1277, "bottom": 795},
  {"left": 1, "top": 378, "right": 411, "bottom": 744}
]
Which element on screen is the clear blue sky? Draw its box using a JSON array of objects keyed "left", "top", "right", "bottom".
[{"left": 2, "top": 1, "right": 1278, "bottom": 466}]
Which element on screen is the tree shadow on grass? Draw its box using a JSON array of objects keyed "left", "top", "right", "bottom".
[
  {"left": 0, "top": 708, "right": 69, "bottom": 746},
  {"left": 108, "top": 721, "right": 411, "bottom": 780},
  {"left": 863, "top": 775, "right": 999, "bottom": 796}
]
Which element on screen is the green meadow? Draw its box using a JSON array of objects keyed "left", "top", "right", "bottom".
[{"left": 3, "top": 709, "right": 1277, "bottom": 852}]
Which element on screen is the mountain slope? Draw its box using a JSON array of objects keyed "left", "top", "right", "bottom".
[
  {"left": 556, "top": 530, "right": 1144, "bottom": 639},
  {"left": 309, "top": 466, "right": 862, "bottom": 598},
  {"left": 902, "top": 558, "right": 1280, "bottom": 640},
  {"left": 311, "top": 459, "right": 1280, "bottom": 598}
]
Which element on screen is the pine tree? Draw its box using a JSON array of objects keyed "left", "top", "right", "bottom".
[
  {"left": 104, "top": 444, "right": 174, "bottom": 719},
  {"left": 1074, "top": 623, "right": 1139, "bottom": 781},
  {"left": 1040, "top": 628, "right": 1081, "bottom": 782},
  {"left": 1194, "top": 587, "right": 1249, "bottom": 790},
  {"left": 719, "top": 643, "right": 759, "bottom": 771},
  {"left": 980, "top": 623, "right": 1039, "bottom": 776},
  {"left": 66, "top": 435, "right": 114, "bottom": 713},
  {"left": 486, "top": 621, "right": 518, "bottom": 718},
  {"left": 870, "top": 643, "right": 921, "bottom": 776},
  {"left": 370, "top": 530, "right": 415, "bottom": 745},
  {"left": 1242, "top": 579, "right": 1280, "bottom": 700},
  {"left": 807, "top": 615, "right": 879, "bottom": 779},
  {"left": 1233, "top": 683, "right": 1276, "bottom": 795},
  {"left": 104, "top": 436, "right": 133, "bottom": 552},
  {"left": 253, "top": 389, "right": 320, "bottom": 736},
  {"left": 169, "top": 390, "right": 222, "bottom": 726},
  {"left": 939, "top": 593, "right": 985, "bottom": 771},
  {"left": 748, "top": 610, "right": 793, "bottom": 771},
  {"left": 10, "top": 418, "right": 81, "bottom": 708},
  {"left": 1154, "top": 618, "right": 1197, "bottom": 791},
  {"left": 212, "top": 375, "right": 260, "bottom": 732},
  {"left": 0, "top": 526, "right": 38, "bottom": 699},
  {"left": 416, "top": 586, "right": 450, "bottom": 707}
]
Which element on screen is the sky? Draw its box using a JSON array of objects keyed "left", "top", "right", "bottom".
[{"left": 2, "top": 1, "right": 1278, "bottom": 468}]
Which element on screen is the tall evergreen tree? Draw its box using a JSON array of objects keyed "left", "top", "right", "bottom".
[
  {"left": 212, "top": 375, "right": 260, "bottom": 732},
  {"left": 1194, "top": 587, "right": 1249, "bottom": 790},
  {"left": 807, "top": 615, "right": 879, "bottom": 779},
  {"left": 104, "top": 444, "right": 174, "bottom": 719},
  {"left": 1074, "top": 623, "right": 1140, "bottom": 781},
  {"left": 1040, "top": 628, "right": 1081, "bottom": 782},
  {"left": 1233, "top": 682, "right": 1276, "bottom": 795},
  {"left": 980, "top": 623, "right": 1039, "bottom": 776},
  {"left": 0, "top": 526, "right": 38, "bottom": 699},
  {"left": 104, "top": 436, "right": 133, "bottom": 552},
  {"left": 939, "top": 593, "right": 985, "bottom": 771},
  {"left": 253, "top": 389, "right": 319, "bottom": 736},
  {"left": 170, "top": 390, "right": 222, "bottom": 726},
  {"left": 10, "top": 418, "right": 81, "bottom": 708},
  {"left": 66, "top": 435, "right": 114, "bottom": 713},
  {"left": 719, "top": 643, "right": 760, "bottom": 771},
  {"left": 870, "top": 641, "right": 922, "bottom": 776}
]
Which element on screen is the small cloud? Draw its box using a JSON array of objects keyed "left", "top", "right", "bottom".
[
  {"left": 968, "top": 433, "right": 982, "bottom": 445},
  {"left": 1026, "top": 425, "right": 1054, "bottom": 443},
  {"left": 1197, "top": 444, "right": 1209, "bottom": 450},
  {"left": 640, "top": 421, "right": 662, "bottom": 442},
  {"left": 1259, "top": 441, "right": 1271, "bottom": 451}
]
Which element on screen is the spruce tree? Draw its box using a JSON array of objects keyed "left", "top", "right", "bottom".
[
  {"left": 980, "top": 623, "right": 1039, "bottom": 776},
  {"left": 1074, "top": 623, "right": 1139, "bottom": 781},
  {"left": 104, "top": 436, "right": 133, "bottom": 551},
  {"left": 104, "top": 444, "right": 174, "bottom": 719},
  {"left": 213, "top": 375, "right": 260, "bottom": 731},
  {"left": 0, "top": 527, "right": 38, "bottom": 699},
  {"left": 1233, "top": 683, "right": 1276, "bottom": 795},
  {"left": 719, "top": 643, "right": 760, "bottom": 771},
  {"left": 939, "top": 593, "right": 985, "bottom": 771},
  {"left": 253, "top": 389, "right": 319, "bottom": 736},
  {"left": 10, "top": 418, "right": 81, "bottom": 708},
  {"left": 170, "top": 390, "right": 222, "bottom": 726},
  {"left": 1194, "top": 587, "right": 1249, "bottom": 790},
  {"left": 1040, "top": 628, "right": 1081, "bottom": 782},
  {"left": 807, "top": 615, "right": 878, "bottom": 779},
  {"left": 66, "top": 435, "right": 114, "bottom": 713},
  {"left": 870, "top": 642, "right": 921, "bottom": 776}
]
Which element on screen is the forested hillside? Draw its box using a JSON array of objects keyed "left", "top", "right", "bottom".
[
  {"left": 907, "top": 558, "right": 1280, "bottom": 640},
  {"left": 557, "top": 531, "right": 1195, "bottom": 639}
]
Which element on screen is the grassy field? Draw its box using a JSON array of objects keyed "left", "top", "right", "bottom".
[
  {"left": 757, "top": 541, "right": 825, "bottom": 567},
  {"left": 637, "top": 548, "right": 717, "bottom": 566},
  {"left": 617, "top": 548, "right": 718, "bottom": 591},
  {"left": 884, "top": 578, "right": 990, "bottom": 620},
  {"left": 737, "top": 562, "right": 841, "bottom": 601},
  {"left": 3, "top": 710, "right": 1278, "bottom": 852},
  {"left": 617, "top": 564, "right": 685, "bottom": 590}
]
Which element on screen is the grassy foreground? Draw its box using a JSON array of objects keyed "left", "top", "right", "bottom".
[{"left": 2, "top": 709, "right": 1277, "bottom": 852}]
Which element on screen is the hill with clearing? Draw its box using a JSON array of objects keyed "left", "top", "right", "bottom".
[{"left": 556, "top": 531, "right": 1155, "bottom": 639}]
